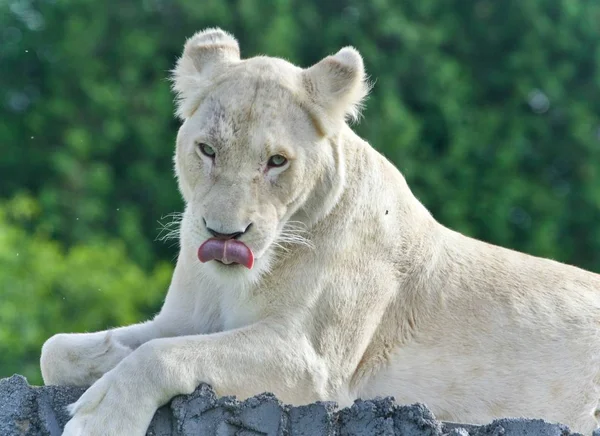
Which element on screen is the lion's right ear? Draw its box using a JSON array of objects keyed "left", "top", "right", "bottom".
[
  {"left": 171, "top": 28, "right": 240, "bottom": 119},
  {"left": 301, "top": 47, "right": 370, "bottom": 136}
]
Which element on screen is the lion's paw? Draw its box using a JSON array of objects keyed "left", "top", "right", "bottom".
[{"left": 63, "top": 371, "right": 153, "bottom": 436}]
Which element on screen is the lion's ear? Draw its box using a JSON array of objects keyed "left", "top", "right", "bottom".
[
  {"left": 302, "top": 47, "right": 370, "bottom": 135},
  {"left": 171, "top": 28, "right": 240, "bottom": 119}
]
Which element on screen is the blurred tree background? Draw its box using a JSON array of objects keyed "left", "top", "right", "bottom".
[{"left": 1, "top": 0, "right": 599, "bottom": 385}]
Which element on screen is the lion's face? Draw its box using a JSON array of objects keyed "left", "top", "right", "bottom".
[
  {"left": 171, "top": 28, "right": 368, "bottom": 280},
  {"left": 175, "top": 63, "right": 327, "bottom": 278}
]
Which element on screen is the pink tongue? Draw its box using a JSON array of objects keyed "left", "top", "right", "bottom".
[{"left": 198, "top": 239, "right": 254, "bottom": 269}]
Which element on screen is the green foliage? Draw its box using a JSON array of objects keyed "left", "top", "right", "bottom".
[
  {"left": 1, "top": 0, "right": 599, "bottom": 381},
  {"left": 0, "top": 195, "right": 171, "bottom": 385}
]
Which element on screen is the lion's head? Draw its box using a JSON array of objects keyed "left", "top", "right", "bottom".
[{"left": 171, "top": 28, "right": 369, "bottom": 281}]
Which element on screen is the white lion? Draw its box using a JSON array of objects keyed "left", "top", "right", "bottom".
[{"left": 41, "top": 28, "right": 600, "bottom": 435}]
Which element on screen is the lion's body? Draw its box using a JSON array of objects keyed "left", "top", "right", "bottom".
[{"left": 41, "top": 29, "right": 600, "bottom": 435}]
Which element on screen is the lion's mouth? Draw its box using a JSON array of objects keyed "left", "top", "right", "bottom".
[{"left": 197, "top": 238, "right": 254, "bottom": 269}]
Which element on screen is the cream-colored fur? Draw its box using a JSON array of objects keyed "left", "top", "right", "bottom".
[{"left": 41, "top": 28, "right": 600, "bottom": 435}]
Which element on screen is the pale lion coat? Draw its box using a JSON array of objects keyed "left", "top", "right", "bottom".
[{"left": 41, "top": 28, "right": 600, "bottom": 435}]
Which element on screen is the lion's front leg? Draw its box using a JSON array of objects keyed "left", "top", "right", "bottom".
[
  {"left": 63, "top": 322, "right": 331, "bottom": 436},
  {"left": 40, "top": 320, "right": 162, "bottom": 387}
]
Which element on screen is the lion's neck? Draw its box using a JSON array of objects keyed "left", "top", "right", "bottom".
[
  {"left": 293, "top": 125, "right": 439, "bottom": 271},
  {"left": 314, "top": 125, "right": 441, "bottom": 272},
  {"left": 329, "top": 125, "right": 434, "bottom": 229}
]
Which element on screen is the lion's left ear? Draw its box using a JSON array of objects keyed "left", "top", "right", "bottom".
[
  {"left": 171, "top": 28, "right": 240, "bottom": 119},
  {"left": 301, "top": 47, "right": 370, "bottom": 136}
]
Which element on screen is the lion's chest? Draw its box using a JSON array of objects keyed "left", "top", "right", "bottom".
[
  {"left": 187, "top": 280, "right": 263, "bottom": 333},
  {"left": 217, "top": 287, "right": 263, "bottom": 331}
]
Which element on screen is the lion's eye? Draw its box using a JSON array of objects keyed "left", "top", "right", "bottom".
[
  {"left": 267, "top": 155, "right": 287, "bottom": 168},
  {"left": 197, "top": 143, "right": 216, "bottom": 158}
]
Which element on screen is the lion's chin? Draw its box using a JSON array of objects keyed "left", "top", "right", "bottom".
[
  {"left": 201, "top": 247, "right": 273, "bottom": 287},
  {"left": 213, "top": 260, "right": 248, "bottom": 269}
]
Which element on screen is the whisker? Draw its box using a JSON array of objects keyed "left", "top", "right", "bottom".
[
  {"left": 275, "top": 220, "right": 315, "bottom": 252},
  {"left": 156, "top": 212, "right": 183, "bottom": 243}
]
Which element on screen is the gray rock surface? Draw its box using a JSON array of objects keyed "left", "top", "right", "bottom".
[{"left": 0, "top": 374, "right": 586, "bottom": 435}]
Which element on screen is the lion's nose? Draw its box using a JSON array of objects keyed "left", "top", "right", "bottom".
[
  {"left": 204, "top": 219, "right": 252, "bottom": 240},
  {"left": 207, "top": 228, "right": 243, "bottom": 239}
]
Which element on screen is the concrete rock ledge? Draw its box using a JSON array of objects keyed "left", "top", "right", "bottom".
[{"left": 0, "top": 374, "right": 585, "bottom": 436}]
